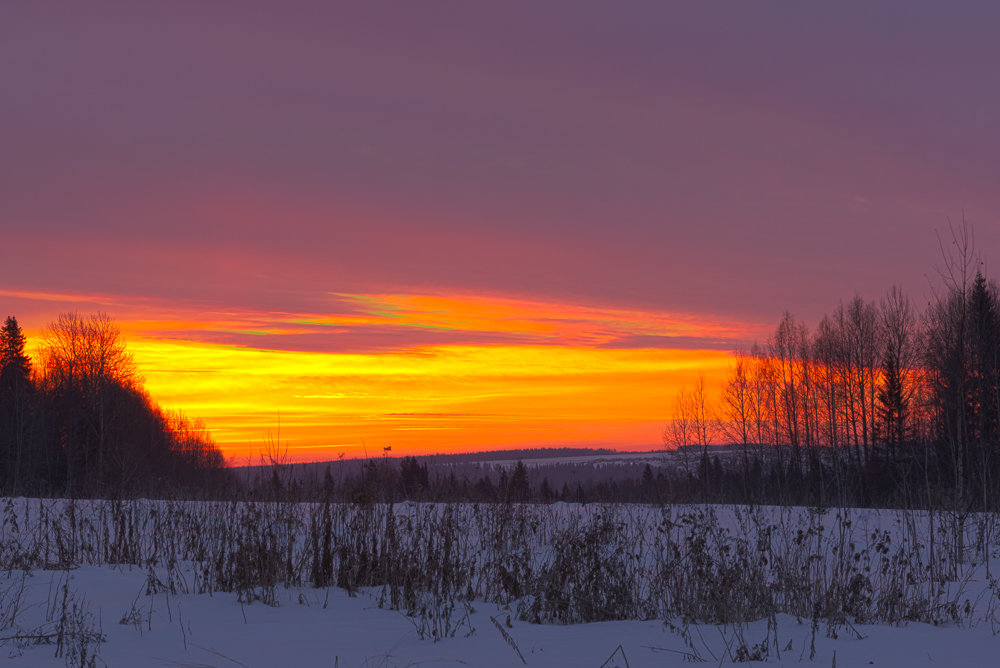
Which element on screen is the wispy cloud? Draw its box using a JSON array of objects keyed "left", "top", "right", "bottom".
[{"left": 21, "top": 289, "right": 766, "bottom": 355}]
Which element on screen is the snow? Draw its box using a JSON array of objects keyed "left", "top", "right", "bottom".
[
  {"left": 6, "top": 568, "right": 999, "bottom": 667},
  {"left": 3, "top": 500, "right": 1000, "bottom": 667}
]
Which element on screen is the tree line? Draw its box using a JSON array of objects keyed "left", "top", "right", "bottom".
[
  {"left": 671, "top": 225, "right": 1000, "bottom": 509},
  {"left": 0, "top": 312, "right": 226, "bottom": 497}
]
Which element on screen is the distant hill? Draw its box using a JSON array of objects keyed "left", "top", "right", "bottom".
[
  {"left": 231, "top": 446, "right": 681, "bottom": 489},
  {"left": 231, "top": 446, "right": 625, "bottom": 474}
]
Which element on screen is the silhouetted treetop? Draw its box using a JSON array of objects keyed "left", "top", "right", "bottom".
[
  {"left": 40, "top": 312, "right": 137, "bottom": 392},
  {"left": 0, "top": 316, "right": 31, "bottom": 384}
]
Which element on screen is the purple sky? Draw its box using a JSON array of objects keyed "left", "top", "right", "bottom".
[{"left": 4, "top": 2, "right": 1000, "bottom": 336}]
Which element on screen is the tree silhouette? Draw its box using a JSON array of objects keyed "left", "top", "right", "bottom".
[
  {"left": 509, "top": 460, "right": 530, "bottom": 502},
  {"left": 0, "top": 316, "right": 34, "bottom": 492},
  {"left": 399, "top": 455, "right": 428, "bottom": 499},
  {"left": 30, "top": 312, "right": 225, "bottom": 496}
]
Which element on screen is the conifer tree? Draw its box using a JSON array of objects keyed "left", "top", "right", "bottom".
[
  {"left": 0, "top": 316, "right": 34, "bottom": 491},
  {"left": 0, "top": 316, "right": 30, "bottom": 381}
]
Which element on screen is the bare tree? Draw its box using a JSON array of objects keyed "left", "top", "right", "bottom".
[
  {"left": 41, "top": 312, "right": 136, "bottom": 388},
  {"left": 666, "top": 376, "right": 715, "bottom": 491},
  {"left": 813, "top": 314, "right": 844, "bottom": 450},
  {"left": 925, "top": 222, "right": 979, "bottom": 509},
  {"left": 769, "top": 312, "right": 810, "bottom": 454},
  {"left": 748, "top": 343, "right": 774, "bottom": 451},
  {"left": 39, "top": 313, "right": 139, "bottom": 494},
  {"left": 922, "top": 219, "right": 995, "bottom": 562},
  {"left": 834, "top": 297, "right": 882, "bottom": 464},
  {"left": 689, "top": 374, "right": 716, "bottom": 452},
  {"left": 721, "top": 350, "right": 756, "bottom": 496},
  {"left": 665, "top": 386, "right": 694, "bottom": 476}
]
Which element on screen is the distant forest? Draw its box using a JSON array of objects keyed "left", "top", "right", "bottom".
[{"left": 0, "top": 312, "right": 226, "bottom": 497}]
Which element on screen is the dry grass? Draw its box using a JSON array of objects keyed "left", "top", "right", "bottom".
[{"left": 0, "top": 497, "right": 995, "bottom": 646}]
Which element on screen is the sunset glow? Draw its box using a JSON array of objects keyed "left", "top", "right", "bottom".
[
  {"left": 19, "top": 290, "right": 749, "bottom": 462},
  {"left": 131, "top": 338, "right": 733, "bottom": 462},
  {"left": 6, "top": 4, "right": 1000, "bottom": 466}
]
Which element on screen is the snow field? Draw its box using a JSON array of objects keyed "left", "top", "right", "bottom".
[{"left": 2, "top": 498, "right": 999, "bottom": 666}]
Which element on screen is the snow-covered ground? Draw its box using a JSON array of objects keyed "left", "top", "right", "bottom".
[
  {"left": 2, "top": 499, "right": 999, "bottom": 667},
  {"left": 5, "top": 565, "right": 1000, "bottom": 667}
]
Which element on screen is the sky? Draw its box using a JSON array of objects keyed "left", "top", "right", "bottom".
[{"left": 3, "top": 3, "right": 1000, "bottom": 461}]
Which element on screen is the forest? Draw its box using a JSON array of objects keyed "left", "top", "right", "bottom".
[
  {"left": 0, "top": 312, "right": 226, "bottom": 498},
  {"left": 683, "top": 230, "right": 1000, "bottom": 511}
]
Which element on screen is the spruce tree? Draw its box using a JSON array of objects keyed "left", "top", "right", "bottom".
[
  {"left": 877, "top": 347, "right": 907, "bottom": 453},
  {"left": 0, "top": 316, "right": 30, "bottom": 381},
  {"left": 0, "top": 316, "right": 33, "bottom": 492}
]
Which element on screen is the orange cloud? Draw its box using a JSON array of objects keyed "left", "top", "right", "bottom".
[{"left": 322, "top": 292, "right": 755, "bottom": 346}]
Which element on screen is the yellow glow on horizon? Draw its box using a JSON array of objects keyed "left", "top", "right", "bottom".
[
  {"left": 19, "top": 289, "right": 752, "bottom": 464},
  {"left": 122, "top": 336, "right": 731, "bottom": 463}
]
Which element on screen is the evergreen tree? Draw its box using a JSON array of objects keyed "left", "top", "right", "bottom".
[
  {"left": 877, "top": 346, "right": 907, "bottom": 452},
  {"left": 968, "top": 272, "right": 1000, "bottom": 445},
  {"left": 399, "top": 455, "right": 428, "bottom": 499},
  {"left": 0, "top": 316, "right": 34, "bottom": 492},
  {"left": 0, "top": 316, "right": 31, "bottom": 381},
  {"left": 539, "top": 476, "right": 552, "bottom": 502},
  {"left": 641, "top": 464, "right": 655, "bottom": 503},
  {"left": 966, "top": 272, "right": 1000, "bottom": 506},
  {"left": 509, "top": 460, "right": 530, "bottom": 502}
]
